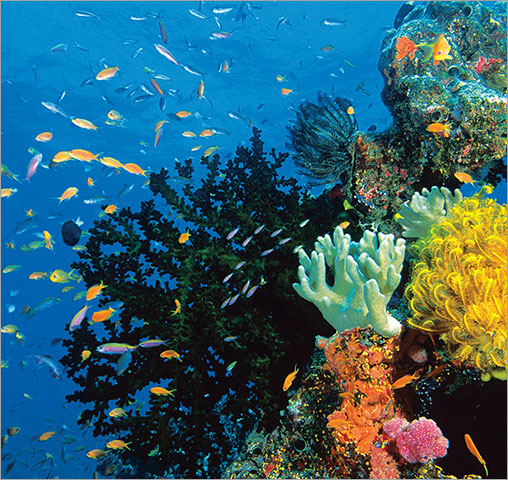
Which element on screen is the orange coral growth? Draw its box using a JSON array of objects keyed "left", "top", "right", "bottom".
[
  {"left": 323, "top": 328, "right": 399, "bottom": 455},
  {"left": 396, "top": 36, "right": 417, "bottom": 61}
]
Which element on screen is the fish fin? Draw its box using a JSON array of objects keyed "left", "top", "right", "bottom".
[{"left": 418, "top": 44, "right": 435, "bottom": 62}]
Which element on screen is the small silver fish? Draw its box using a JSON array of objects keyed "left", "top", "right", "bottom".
[
  {"left": 278, "top": 237, "right": 292, "bottom": 245},
  {"left": 246, "top": 285, "right": 259, "bottom": 298},
  {"left": 270, "top": 228, "right": 283, "bottom": 238},
  {"left": 226, "top": 227, "right": 240, "bottom": 240},
  {"left": 220, "top": 297, "right": 231, "bottom": 309},
  {"left": 234, "top": 261, "right": 246, "bottom": 270},
  {"left": 299, "top": 219, "right": 310, "bottom": 228},
  {"left": 253, "top": 224, "right": 265, "bottom": 235},
  {"left": 222, "top": 272, "right": 234, "bottom": 283},
  {"left": 241, "top": 280, "right": 251, "bottom": 294},
  {"left": 228, "top": 293, "right": 240, "bottom": 305},
  {"left": 260, "top": 248, "right": 274, "bottom": 256},
  {"left": 241, "top": 236, "right": 253, "bottom": 247}
]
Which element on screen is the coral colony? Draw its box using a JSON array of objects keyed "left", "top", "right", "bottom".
[{"left": 60, "top": 2, "right": 506, "bottom": 479}]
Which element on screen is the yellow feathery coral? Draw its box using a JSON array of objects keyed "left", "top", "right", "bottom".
[{"left": 406, "top": 187, "right": 507, "bottom": 381}]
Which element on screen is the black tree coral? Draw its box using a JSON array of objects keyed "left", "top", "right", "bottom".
[
  {"left": 62, "top": 128, "right": 338, "bottom": 478},
  {"left": 287, "top": 92, "right": 358, "bottom": 187}
]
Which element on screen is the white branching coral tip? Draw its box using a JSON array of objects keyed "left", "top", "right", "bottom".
[{"left": 293, "top": 225, "right": 405, "bottom": 337}]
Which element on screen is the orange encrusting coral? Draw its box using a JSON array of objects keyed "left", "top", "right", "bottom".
[
  {"left": 320, "top": 328, "right": 400, "bottom": 457},
  {"left": 406, "top": 187, "right": 507, "bottom": 381},
  {"left": 395, "top": 36, "right": 418, "bottom": 61}
]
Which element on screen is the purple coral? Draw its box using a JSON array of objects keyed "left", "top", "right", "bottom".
[{"left": 383, "top": 416, "right": 449, "bottom": 464}]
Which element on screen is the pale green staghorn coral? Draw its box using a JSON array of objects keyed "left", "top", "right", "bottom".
[
  {"left": 293, "top": 226, "right": 406, "bottom": 337},
  {"left": 395, "top": 186, "right": 463, "bottom": 238}
]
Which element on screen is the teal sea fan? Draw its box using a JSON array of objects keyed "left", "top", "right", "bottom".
[
  {"left": 61, "top": 128, "right": 339, "bottom": 478},
  {"left": 287, "top": 92, "right": 358, "bottom": 187}
]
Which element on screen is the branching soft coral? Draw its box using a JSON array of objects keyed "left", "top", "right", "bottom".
[{"left": 406, "top": 187, "right": 507, "bottom": 381}]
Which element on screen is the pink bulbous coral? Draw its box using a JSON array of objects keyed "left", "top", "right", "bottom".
[{"left": 384, "top": 416, "right": 449, "bottom": 463}]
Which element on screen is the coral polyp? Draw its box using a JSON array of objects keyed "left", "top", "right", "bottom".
[{"left": 406, "top": 187, "right": 507, "bottom": 381}]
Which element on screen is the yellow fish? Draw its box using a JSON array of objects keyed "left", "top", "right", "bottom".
[
  {"left": 57, "top": 187, "right": 78, "bottom": 204},
  {"left": 1, "top": 324, "right": 19, "bottom": 334},
  {"left": 96, "top": 66, "right": 119, "bottom": 80},
  {"left": 191, "top": 145, "right": 202, "bottom": 152},
  {"left": 109, "top": 407, "right": 127, "bottom": 417},
  {"left": 197, "top": 80, "right": 204, "bottom": 99},
  {"left": 175, "top": 110, "right": 192, "bottom": 118},
  {"left": 346, "top": 106, "right": 355, "bottom": 115},
  {"left": 100, "top": 157, "right": 124, "bottom": 169},
  {"left": 87, "top": 177, "right": 95, "bottom": 187},
  {"left": 50, "top": 269, "right": 73, "bottom": 283},
  {"left": 418, "top": 33, "right": 452, "bottom": 65},
  {"left": 199, "top": 129, "right": 214, "bottom": 137},
  {"left": 283, "top": 365, "right": 299, "bottom": 391},
  {"left": 108, "top": 110, "right": 123, "bottom": 121},
  {"left": 72, "top": 118, "right": 98, "bottom": 130},
  {"left": 81, "top": 350, "right": 91, "bottom": 362},
  {"left": 203, "top": 145, "right": 219, "bottom": 157},
  {"left": 61, "top": 285, "right": 74, "bottom": 293},
  {"left": 86, "top": 449, "right": 108, "bottom": 459},
  {"left": 52, "top": 151, "right": 72, "bottom": 163}
]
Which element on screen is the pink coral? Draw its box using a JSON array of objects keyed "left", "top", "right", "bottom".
[
  {"left": 384, "top": 417, "right": 449, "bottom": 463},
  {"left": 369, "top": 445, "right": 400, "bottom": 479}
]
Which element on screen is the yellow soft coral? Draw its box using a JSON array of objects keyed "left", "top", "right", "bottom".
[{"left": 406, "top": 187, "right": 507, "bottom": 381}]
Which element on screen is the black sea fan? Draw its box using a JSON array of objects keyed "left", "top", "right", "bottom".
[{"left": 287, "top": 92, "right": 358, "bottom": 187}]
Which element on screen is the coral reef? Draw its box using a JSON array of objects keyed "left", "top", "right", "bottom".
[
  {"left": 395, "top": 185, "right": 463, "bottom": 238},
  {"left": 293, "top": 225, "right": 405, "bottom": 336},
  {"left": 289, "top": 1, "right": 506, "bottom": 228},
  {"left": 287, "top": 92, "right": 358, "bottom": 188},
  {"left": 62, "top": 128, "right": 342, "bottom": 478},
  {"left": 405, "top": 187, "right": 507, "bottom": 381}
]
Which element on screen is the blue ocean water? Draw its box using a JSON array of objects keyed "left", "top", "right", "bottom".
[{"left": 1, "top": 2, "right": 506, "bottom": 479}]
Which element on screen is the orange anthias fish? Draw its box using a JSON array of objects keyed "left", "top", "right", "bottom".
[
  {"left": 197, "top": 80, "right": 204, "bottom": 99},
  {"left": 464, "top": 434, "right": 488, "bottom": 476},
  {"left": 106, "top": 440, "right": 131, "bottom": 450},
  {"left": 86, "top": 281, "right": 107, "bottom": 301},
  {"left": 417, "top": 33, "right": 453, "bottom": 65},
  {"left": 35, "top": 132, "right": 53, "bottom": 142},
  {"left": 175, "top": 110, "right": 192, "bottom": 118},
  {"left": 199, "top": 129, "right": 214, "bottom": 137},
  {"left": 160, "top": 350, "right": 182, "bottom": 361},
  {"left": 182, "top": 131, "right": 197, "bottom": 137},
  {"left": 39, "top": 431, "right": 56, "bottom": 441},
  {"left": 87, "top": 177, "right": 95, "bottom": 187},
  {"left": 346, "top": 106, "right": 355, "bottom": 115},
  {"left": 72, "top": 118, "right": 98, "bottom": 130},
  {"left": 69, "top": 149, "right": 99, "bottom": 161},
  {"left": 178, "top": 231, "right": 191, "bottom": 244},
  {"left": 281, "top": 88, "right": 293, "bottom": 95},
  {"left": 454, "top": 171, "right": 476, "bottom": 184},
  {"left": 154, "top": 120, "right": 166, "bottom": 132},
  {"left": 283, "top": 365, "right": 299, "bottom": 391},
  {"left": 57, "top": 187, "right": 79, "bottom": 205},
  {"left": 43, "top": 231, "right": 53, "bottom": 250},
  {"left": 96, "top": 66, "right": 119, "bottom": 80},
  {"left": 150, "top": 386, "right": 176, "bottom": 396},
  {"left": 123, "top": 163, "right": 146, "bottom": 176},
  {"left": 104, "top": 204, "right": 118, "bottom": 214},
  {"left": 392, "top": 371, "right": 421, "bottom": 389},
  {"left": 90, "top": 307, "right": 116, "bottom": 324},
  {"left": 426, "top": 122, "right": 451, "bottom": 138},
  {"left": 86, "top": 449, "right": 108, "bottom": 459},
  {"left": 154, "top": 128, "right": 162, "bottom": 148},
  {"left": 171, "top": 299, "right": 181, "bottom": 315},
  {"left": 339, "top": 221, "right": 350, "bottom": 230}
]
